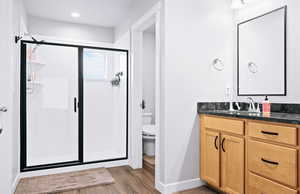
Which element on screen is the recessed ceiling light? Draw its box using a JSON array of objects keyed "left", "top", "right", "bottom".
[{"left": 71, "top": 12, "right": 80, "bottom": 18}]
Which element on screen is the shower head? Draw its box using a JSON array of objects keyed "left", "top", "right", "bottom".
[
  {"left": 111, "top": 72, "right": 124, "bottom": 87},
  {"left": 116, "top": 72, "right": 123, "bottom": 77}
]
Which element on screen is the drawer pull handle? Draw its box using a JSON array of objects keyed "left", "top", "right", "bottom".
[
  {"left": 261, "top": 131, "right": 279, "bottom": 136},
  {"left": 221, "top": 138, "right": 226, "bottom": 152},
  {"left": 214, "top": 136, "right": 218, "bottom": 150},
  {"left": 261, "top": 158, "right": 279, "bottom": 165}
]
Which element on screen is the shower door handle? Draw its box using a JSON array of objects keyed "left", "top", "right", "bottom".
[
  {"left": 140, "top": 100, "right": 146, "bottom": 110},
  {"left": 74, "top": 98, "right": 77, "bottom": 113}
]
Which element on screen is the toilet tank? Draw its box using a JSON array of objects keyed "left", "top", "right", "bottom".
[{"left": 143, "top": 113, "right": 152, "bottom": 124}]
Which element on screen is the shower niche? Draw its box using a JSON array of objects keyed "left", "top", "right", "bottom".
[{"left": 21, "top": 41, "right": 128, "bottom": 171}]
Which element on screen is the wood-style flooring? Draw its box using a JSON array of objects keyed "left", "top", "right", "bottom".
[
  {"left": 52, "top": 166, "right": 160, "bottom": 194},
  {"left": 175, "top": 186, "right": 218, "bottom": 194},
  {"left": 143, "top": 155, "right": 155, "bottom": 176},
  {"left": 16, "top": 165, "right": 217, "bottom": 194}
]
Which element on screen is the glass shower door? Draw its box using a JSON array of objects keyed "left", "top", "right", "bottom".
[
  {"left": 25, "top": 43, "right": 79, "bottom": 167},
  {"left": 83, "top": 48, "right": 128, "bottom": 162},
  {"left": 21, "top": 41, "right": 129, "bottom": 171}
]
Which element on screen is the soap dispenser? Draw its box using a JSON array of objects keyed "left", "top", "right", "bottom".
[{"left": 262, "top": 96, "right": 271, "bottom": 114}]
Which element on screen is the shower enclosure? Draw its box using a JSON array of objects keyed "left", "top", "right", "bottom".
[{"left": 20, "top": 41, "right": 128, "bottom": 171}]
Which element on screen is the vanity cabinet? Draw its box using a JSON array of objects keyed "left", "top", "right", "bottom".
[
  {"left": 248, "top": 122, "right": 297, "bottom": 146},
  {"left": 248, "top": 140, "right": 297, "bottom": 187},
  {"left": 201, "top": 129, "right": 220, "bottom": 187},
  {"left": 200, "top": 114, "right": 299, "bottom": 194},
  {"left": 221, "top": 134, "right": 244, "bottom": 194},
  {"left": 200, "top": 116, "right": 244, "bottom": 194}
]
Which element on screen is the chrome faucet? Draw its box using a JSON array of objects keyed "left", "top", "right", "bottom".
[
  {"left": 247, "top": 97, "right": 260, "bottom": 113},
  {"left": 247, "top": 97, "right": 255, "bottom": 112},
  {"left": 229, "top": 101, "right": 241, "bottom": 111},
  {"left": 235, "top": 102, "right": 241, "bottom": 111}
]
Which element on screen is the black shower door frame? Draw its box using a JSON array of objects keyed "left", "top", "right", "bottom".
[{"left": 20, "top": 40, "right": 129, "bottom": 172}]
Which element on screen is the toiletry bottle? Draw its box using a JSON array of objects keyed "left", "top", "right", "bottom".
[{"left": 262, "top": 96, "right": 271, "bottom": 114}]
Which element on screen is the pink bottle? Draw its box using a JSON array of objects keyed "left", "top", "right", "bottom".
[{"left": 262, "top": 96, "right": 271, "bottom": 113}]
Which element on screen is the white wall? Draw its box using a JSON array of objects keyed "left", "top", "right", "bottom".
[
  {"left": 0, "top": 0, "right": 27, "bottom": 192},
  {"left": 114, "top": 31, "right": 130, "bottom": 50},
  {"left": 142, "top": 32, "right": 156, "bottom": 123},
  {"left": 0, "top": 0, "right": 14, "bottom": 192},
  {"left": 28, "top": 16, "right": 114, "bottom": 43},
  {"left": 12, "top": 0, "right": 28, "bottom": 191},
  {"left": 115, "top": 0, "right": 160, "bottom": 40},
  {"left": 234, "top": 0, "right": 300, "bottom": 103},
  {"left": 162, "top": 0, "right": 234, "bottom": 186}
]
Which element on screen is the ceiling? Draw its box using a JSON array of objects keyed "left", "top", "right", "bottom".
[{"left": 25, "top": 0, "right": 137, "bottom": 27}]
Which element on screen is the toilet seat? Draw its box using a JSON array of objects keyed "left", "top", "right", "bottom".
[{"left": 142, "top": 125, "right": 156, "bottom": 137}]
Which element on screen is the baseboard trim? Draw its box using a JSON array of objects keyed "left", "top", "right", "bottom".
[
  {"left": 156, "top": 181, "right": 166, "bottom": 193},
  {"left": 157, "top": 178, "right": 205, "bottom": 194},
  {"left": 12, "top": 173, "right": 21, "bottom": 193}
]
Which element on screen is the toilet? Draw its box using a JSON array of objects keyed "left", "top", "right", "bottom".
[{"left": 142, "top": 113, "right": 156, "bottom": 156}]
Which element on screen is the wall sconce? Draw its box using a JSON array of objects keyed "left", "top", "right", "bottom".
[{"left": 231, "top": 0, "right": 245, "bottom": 9}]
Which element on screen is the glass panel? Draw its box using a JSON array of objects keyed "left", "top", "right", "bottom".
[
  {"left": 83, "top": 48, "right": 127, "bottom": 162},
  {"left": 26, "top": 43, "right": 79, "bottom": 166},
  {"left": 83, "top": 50, "right": 108, "bottom": 80}
]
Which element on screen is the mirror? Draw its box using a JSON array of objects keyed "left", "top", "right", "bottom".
[{"left": 237, "top": 6, "right": 287, "bottom": 96}]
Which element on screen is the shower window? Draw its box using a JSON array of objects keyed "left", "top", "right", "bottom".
[
  {"left": 83, "top": 49, "right": 109, "bottom": 80},
  {"left": 20, "top": 41, "right": 128, "bottom": 172}
]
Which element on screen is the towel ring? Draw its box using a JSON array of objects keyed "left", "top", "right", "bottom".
[
  {"left": 0, "top": 106, "right": 7, "bottom": 112},
  {"left": 248, "top": 62, "right": 258, "bottom": 74},
  {"left": 212, "top": 58, "right": 224, "bottom": 71}
]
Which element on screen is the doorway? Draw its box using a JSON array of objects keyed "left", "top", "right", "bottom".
[
  {"left": 130, "top": 2, "right": 161, "bottom": 189},
  {"left": 20, "top": 40, "right": 129, "bottom": 172},
  {"left": 141, "top": 24, "right": 156, "bottom": 175}
]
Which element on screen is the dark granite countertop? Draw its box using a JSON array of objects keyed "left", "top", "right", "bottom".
[{"left": 197, "top": 102, "right": 300, "bottom": 125}]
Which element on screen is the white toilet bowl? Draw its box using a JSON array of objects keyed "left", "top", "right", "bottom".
[{"left": 142, "top": 124, "right": 156, "bottom": 156}]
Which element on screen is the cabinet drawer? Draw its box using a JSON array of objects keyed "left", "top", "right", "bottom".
[
  {"left": 204, "top": 116, "right": 244, "bottom": 135},
  {"left": 248, "top": 140, "right": 297, "bottom": 187},
  {"left": 248, "top": 122, "right": 297, "bottom": 145},
  {"left": 248, "top": 172, "right": 297, "bottom": 194}
]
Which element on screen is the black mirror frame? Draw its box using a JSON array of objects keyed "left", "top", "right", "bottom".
[{"left": 237, "top": 6, "right": 287, "bottom": 96}]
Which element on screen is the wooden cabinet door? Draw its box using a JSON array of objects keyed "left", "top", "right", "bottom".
[
  {"left": 221, "top": 134, "right": 244, "bottom": 194},
  {"left": 201, "top": 129, "right": 220, "bottom": 187}
]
